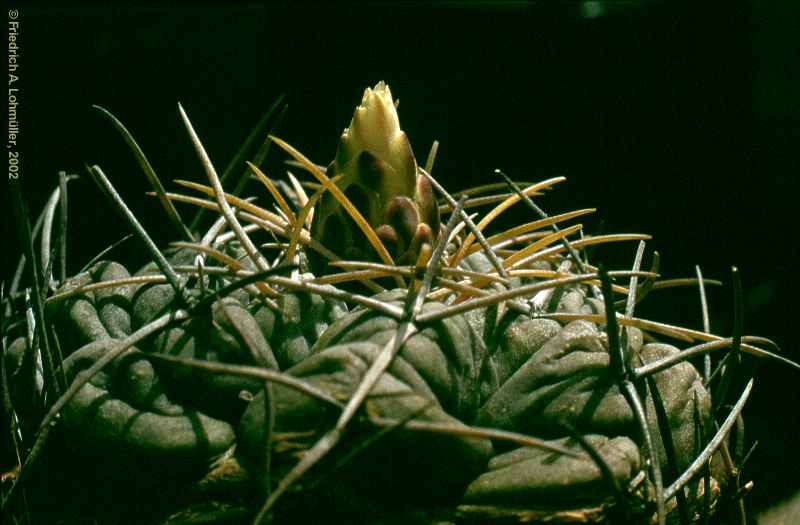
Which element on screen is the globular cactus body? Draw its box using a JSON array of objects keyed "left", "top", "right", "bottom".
[{"left": 4, "top": 81, "right": 784, "bottom": 525}]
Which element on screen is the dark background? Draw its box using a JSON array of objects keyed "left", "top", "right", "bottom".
[{"left": 4, "top": 1, "right": 799, "bottom": 519}]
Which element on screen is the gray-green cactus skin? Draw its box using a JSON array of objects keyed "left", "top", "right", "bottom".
[
  {"left": 6, "top": 249, "right": 714, "bottom": 517},
  {"left": 240, "top": 255, "right": 712, "bottom": 506},
  {"left": 4, "top": 82, "right": 722, "bottom": 523}
]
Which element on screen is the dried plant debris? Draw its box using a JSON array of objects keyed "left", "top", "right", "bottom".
[{"left": 2, "top": 81, "right": 796, "bottom": 525}]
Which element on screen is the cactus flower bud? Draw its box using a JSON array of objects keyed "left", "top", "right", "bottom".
[
  {"left": 336, "top": 81, "right": 418, "bottom": 211},
  {"left": 311, "top": 82, "right": 441, "bottom": 275}
]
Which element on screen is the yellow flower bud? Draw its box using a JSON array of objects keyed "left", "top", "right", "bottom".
[
  {"left": 335, "top": 81, "right": 417, "bottom": 223},
  {"left": 311, "top": 81, "right": 441, "bottom": 275}
]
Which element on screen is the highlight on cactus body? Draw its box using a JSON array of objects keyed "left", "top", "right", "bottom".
[{"left": 2, "top": 81, "right": 798, "bottom": 524}]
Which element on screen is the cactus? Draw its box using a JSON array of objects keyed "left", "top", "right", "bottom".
[{"left": 2, "top": 82, "right": 797, "bottom": 525}]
